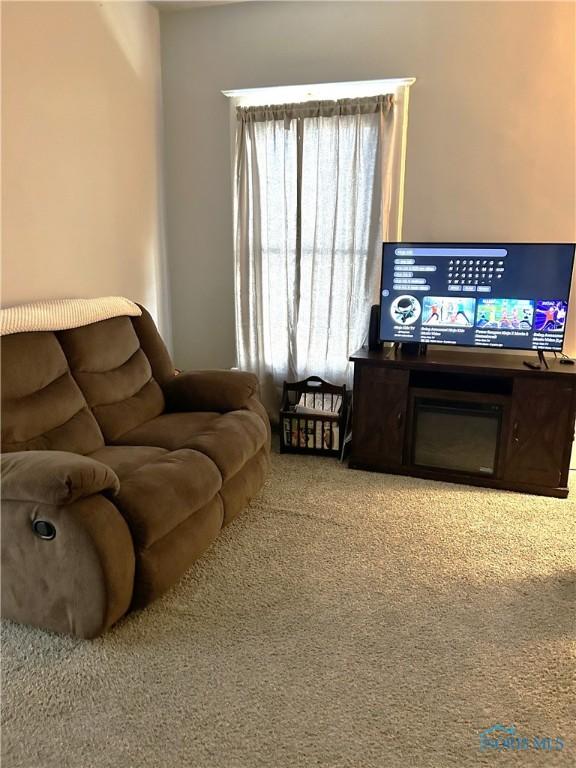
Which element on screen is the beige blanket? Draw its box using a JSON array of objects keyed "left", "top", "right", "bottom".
[{"left": 0, "top": 296, "right": 142, "bottom": 336}]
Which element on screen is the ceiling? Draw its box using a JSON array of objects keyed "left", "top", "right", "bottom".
[{"left": 153, "top": 1, "right": 251, "bottom": 12}]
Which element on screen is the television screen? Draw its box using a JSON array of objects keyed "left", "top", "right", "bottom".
[{"left": 379, "top": 243, "right": 575, "bottom": 351}]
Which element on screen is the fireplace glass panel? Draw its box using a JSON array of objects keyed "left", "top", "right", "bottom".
[{"left": 412, "top": 398, "right": 502, "bottom": 475}]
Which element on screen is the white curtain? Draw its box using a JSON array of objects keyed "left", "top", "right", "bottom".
[{"left": 234, "top": 95, "right": 395, "bottom": 414}]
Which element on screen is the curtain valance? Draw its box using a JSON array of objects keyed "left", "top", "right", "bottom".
[{"left": 236, "top": 94, "right": 394, "bottom": 125}]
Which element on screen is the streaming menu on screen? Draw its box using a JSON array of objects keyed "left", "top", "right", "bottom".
[{"left": 379, "top": 244, "right": 574, "bottom": 351}]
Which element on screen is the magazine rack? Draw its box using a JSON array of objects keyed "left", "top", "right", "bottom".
[{"left": 280, "top": 376, "right": 348, "bottom": 456}]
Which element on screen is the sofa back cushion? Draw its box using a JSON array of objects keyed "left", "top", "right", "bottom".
[
  {"left": 131, "top": 305, "right": 175, "bottom": 388},
  {"left": 57, "top": 316, "right": 165, "bottom": 442},
  {"left": 1, "top": 332, "right": 105, "bottom": 454}
]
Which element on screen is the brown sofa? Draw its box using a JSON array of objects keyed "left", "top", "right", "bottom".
[{"left": 1, "top": 306, "right": 270, "bottom": 638}]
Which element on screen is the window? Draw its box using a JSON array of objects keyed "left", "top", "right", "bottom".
[{"left": 225, "top": 79, "right": 414, "bottom": 412}]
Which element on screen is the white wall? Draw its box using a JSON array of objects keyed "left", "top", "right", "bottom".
[
  {"left": 161, "top": 0, "right": 575, "bottom": 368},
  {"left": 2, "top": 1, "right": 172, "bottom": 341}
]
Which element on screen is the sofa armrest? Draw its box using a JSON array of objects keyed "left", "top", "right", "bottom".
[
  {"left": 1, "top": 450, "right": 120, "bottom": 506},
  {"left": 1, "top": 494, "right": 135, "bottom": 638},
  {"left": 1, "top": 452, "right": 133, "bottom": 638},
  {"left": 163, "top": 370, "right": 260, "bottom": 413}
]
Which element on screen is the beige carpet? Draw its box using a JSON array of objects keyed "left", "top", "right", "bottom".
[{"left": 2, "top": 450, "right": 575, "bottom": 767}]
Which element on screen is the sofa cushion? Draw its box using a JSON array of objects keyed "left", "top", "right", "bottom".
[
  {"left": 111, "top": 410, "right": 268, "bottom": 482},
  {"left": 57, "top": 316, "right": 165, "bottom": 442},
  {"left": 220, "top": 447, "right": 270, "bottom": 525},
  {"left": 113, "top": 449, "right": 222, "bottom": 549},
  {"left": 1, "top": 331, "right": 104, "bottom": 454},
  {"left": 88, "top": 445, "right": 169, "bottom": 479},
  {"left": 132, "top": 496, "right": 223, "bottom": 609}
]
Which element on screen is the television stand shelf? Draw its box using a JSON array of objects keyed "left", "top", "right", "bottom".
[{"left": 349, "top": 347, "right": 576, "bottom": 497}]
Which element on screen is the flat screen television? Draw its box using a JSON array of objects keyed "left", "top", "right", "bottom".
[{"left": 379, "top": 243, "right": 576, "bottom": 352}]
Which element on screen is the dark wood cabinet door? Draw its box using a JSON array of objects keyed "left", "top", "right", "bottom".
[
  {"left": 504, "top": 378, "right": 575, "bottom": 487},
  {"left": 352, "top": 365, "right": 409, "bottom": 466}
]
